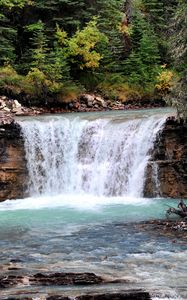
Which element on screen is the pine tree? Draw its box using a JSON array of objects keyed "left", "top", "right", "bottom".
[
  {"left": 0, "top": 13, "right": 16, "bottom": 64},
  {"left": 123, "top": 11, "right": 160, "bottom": 86}
]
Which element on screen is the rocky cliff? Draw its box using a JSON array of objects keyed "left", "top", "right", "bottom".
[
  {"left": 145, "top": 118, "right": 187, "bottom": 198},
  {"left": 0, "top": 113, "right": 28, "bottom": 202}
]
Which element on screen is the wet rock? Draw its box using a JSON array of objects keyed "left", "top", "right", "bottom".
[
  {"left": 47, "top": 297, "right": 70, "bottom": 300},
  {"left": 75, "top": 291, "right": 151, "bottom": 300},
  {"left": 31, "top": 272, "right": 103, "bottom": 286},
  {"left": 0, "top": 116, "right": 28, "bottom": 201},
  {"left": 3, "top": 292, "right": 151, "bottom": 300},
  {"left": 0, "top": 272, "right": 103, "bottom": 288},
  {"left": 46, "top": 292, "right": 151, "bottom": 300},
  {"left": 144, "top": 117, "right": 187, "bottom": 198},
  {"left": 136, "top": 220, "right": 187, "bottom": 241}
]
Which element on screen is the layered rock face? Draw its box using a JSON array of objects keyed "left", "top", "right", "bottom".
[
  {"left": 145, "top": 118, "right": 187, "bottom": 198},
  {"left": 0, "top": 113, "right": 28, "bottom": 202}
]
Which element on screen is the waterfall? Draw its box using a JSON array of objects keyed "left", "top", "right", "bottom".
[
  {"left": 20, "top": 114, "right": 166, "bottom": 198},
  {"left": 152, "top": 162, "right": 161, "bottom": 197}
]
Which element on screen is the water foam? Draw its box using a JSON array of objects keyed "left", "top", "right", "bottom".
[{"left": 0, "top": 194, "right": 151, "bottom": 211}]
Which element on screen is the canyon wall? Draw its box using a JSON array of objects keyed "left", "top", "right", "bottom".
[
  {"left": 0, "top": 114, "right": 28, "bottom": 202},
  {"left": 145, "top": 118, "right": 187, "bottom": 198}
]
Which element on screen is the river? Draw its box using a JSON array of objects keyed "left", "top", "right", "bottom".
[{"left": 0, "top": 108, "right": 186, "bottom": 299}]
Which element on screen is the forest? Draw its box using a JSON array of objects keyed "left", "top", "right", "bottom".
[{"left": 0, "top": 0, "right": 186, "bottom": 116}]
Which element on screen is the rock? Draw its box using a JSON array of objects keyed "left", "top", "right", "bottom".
[
  {"left": 0, "top": 271, "right": 150, "bottom": 300},
  {"left": 76, "top": 291, "right": 151, "bottom": 300},
  {"left": 0, "top": 112, "right": 14, "bottom": 126},
  {"left": 95, "top": 96, "right": 107, "bottom": 108},
  {"left": 137, "top": 220, "right": 187, "bottom": 241},
  {"left": 13, "top": 99, "right": 22, "bottom": 108},
  {"left": 12, "top": 99, "right": 24, "bottom": 115},
  {"left": 0, "top": 98, "right": 11, "bottom": 112},
  {"left": 74, "top": 101, "right": 80, "bottom": 109},
  {"left": 3, "top": 106, "right": 11, "bottom": 112},
  {"left": 47, "top": 297, "right": 70, "bottom": 300},
  {"left": 30, "top": 272, "right": 103, "bottom": 286},
  {"left": 46, "top": 292, "right": 151, "bottom": 300},
  {"left": 1, "top": 96, "right": 7, "bottom": 100},
  {"left": 0, "top": 118, "right": 28, "bottom": 201},
  {"left": 0, "top": 272, "right": 103, "bottom": 288},
  {"left": 87, "top": 100, "right": 93, "bottom": 107},
  {"left": 81, "top": 94, "right": 95, "bottom": 104},
  {"left": 144, "top": 118, "right": 187, "bottom": 198},
  {"left": 2, "top": 291, "right": 151, "bottom": 300},
  {"left": 79, "top": 94, "right": 107, "bottom": 109}
]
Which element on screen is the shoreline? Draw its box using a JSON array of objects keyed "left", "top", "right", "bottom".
[{"left": 0, "top": 94, "right": 166, "bottom": 117}]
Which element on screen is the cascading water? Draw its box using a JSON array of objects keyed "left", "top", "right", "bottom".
[
  {"left": 152, "top": 162, "right": 161, "bottom": 197},
  {"left": 20, "top": 115, "right": 166, "bottom": 198}
]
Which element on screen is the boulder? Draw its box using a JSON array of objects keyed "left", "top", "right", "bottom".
[
  {"left": 0, "top": 98, "right": 11, "bottom": 112},
  {"left": 81, "top": 94, "right": 95, "bottom": 104},
  {"left": 12, "top": 99, "right": 25, "bottom": 115},
  {"left": 95, "top": 96, "right": 107, "bottom": 108}
]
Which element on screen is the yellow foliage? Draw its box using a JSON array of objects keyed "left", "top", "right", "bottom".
[
  {"left": 26, "top": 67, "right": 46, "bottom": 83},
  {"left": 118, "top": 23, "right": 132, "bottom": 36},
  {"left": 0, "top": 65, "right": 26, "bottom": 95},
  {"left": 0, "top": 0, "right": 33, "bottom": 9},
  {"left": 155, "top": 69, "right": 175, "bottom": 95},
  {"left": 0, "top": 64, "right": 18, "bottom": 78},
  {"left": 55, "top": 25, "right": 67, "bottom": 46},
  {"left": 25, "top": 68, "right": 52, "bottom": 96}
]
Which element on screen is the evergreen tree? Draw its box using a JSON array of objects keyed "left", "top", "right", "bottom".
[
  {"left": 25, "top": 20, "right": 49, "bottom": 71},
  {"left": 124, "top": 11, "right": 160, "bottom": 86},
  {"left": 0, "top": 13, "right": 16, "bottom": 64}
]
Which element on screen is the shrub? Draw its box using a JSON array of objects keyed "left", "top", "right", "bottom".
[
  {"left": 155, "top": 67, "right": 177, "bottom": 96},
  {"left": 0, "top": 65, "right": 25, "bottom": 95}
]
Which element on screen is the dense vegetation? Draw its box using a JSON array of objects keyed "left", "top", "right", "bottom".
[{"left": 0, "top": 0, "right": 186, "bottom": 115}]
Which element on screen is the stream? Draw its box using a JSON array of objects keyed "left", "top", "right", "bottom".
[{"left": 0, "top": 108, "right": 186, "bottom": 299}]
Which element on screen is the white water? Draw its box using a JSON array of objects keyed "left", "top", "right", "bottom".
[
  {"left": 20, "top": 114, "right": 166, "bottom": 198},
  {"left": 152, "top": 162, "right": 161, "bottom": 197}
]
